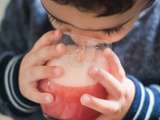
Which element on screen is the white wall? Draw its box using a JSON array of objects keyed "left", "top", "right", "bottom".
[{"left": 0, "top": 0, "right": 9, "bottom": 23}]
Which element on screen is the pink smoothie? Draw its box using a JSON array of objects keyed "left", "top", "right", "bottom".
[
  {"left": 39, "top": 81, "right": 107, "bottom": 120},
  {"left": 39, "top": 46, "right": 108, "bottom": 120}
]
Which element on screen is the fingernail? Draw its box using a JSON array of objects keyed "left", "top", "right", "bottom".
[
  {"left": 104, "top": 48, "right": 112, "bottom": 56},
  {"left": 89, "top": 67, "right": 100, "bottom": 75},
  {"left": 54, "top": 30, "right": 61, "bottom": 39},
  {"left": 45, "top": 95, "right": 53, "bottom": 103},
  {"left": 56, "top": 43, "right": 66, "bottom": 53},
  {"left": 104, "top": 48, "right": 111, "bottom": 53},
  {"left": 53, "top": 67, "right": 63, "bottom": 77},
  {"left": 81, "top": 94, "right": 91, "bottom": 105}
]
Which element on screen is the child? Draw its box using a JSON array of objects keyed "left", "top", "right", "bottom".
[{"left": 0, "top": 0, "right": 160, "bottom": 119}]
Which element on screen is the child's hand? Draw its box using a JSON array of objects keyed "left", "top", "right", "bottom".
[
  {"left": 19, "top": 31, "right": 66, "bottom": 104},
  {"left": 81, "top": 48, "right": 135, "bottom": 120}
]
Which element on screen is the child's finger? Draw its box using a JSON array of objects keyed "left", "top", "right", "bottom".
[
  {"left": 96, "top": 115, "right": 107, "bottom": 120},
  {"left": 32, "top": 30, "right": 62, "bottom": 52},
  {"left": 89, "top": 67, "right": 123, "bottom": 98},
  {"left": 96, "top": 115, "right": 116, "bottom": 120},
  {"left": 81, "top": 94, "right": 120, "bottom": 115},
  {"left": 27, "top": 87, "right": 54, "bottom": 104},
  {"left": 103, "top": 48, "right": 125, "bottom": 81},
  {"left": 28, "top": 66, "right": 64, "bottom": 82},
  {"left": 31, "top": 43, "right": 66, "bottom": 65}
]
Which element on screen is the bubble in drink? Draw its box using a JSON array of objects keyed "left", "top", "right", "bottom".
[{"left": 39, "top": 45, "right": 108, "bottom": 120}]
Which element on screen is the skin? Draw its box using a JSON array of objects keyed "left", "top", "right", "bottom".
[
  {"left": 81, "top": 49, "right": 135, "bottom": 120},
  {"left": 19, "top": 0, "right": 148, "bottom": 119},
  {"left": 42, "top": 0, "right": 147, "bottom": 43},
  {"left": 19, "top": 31, "right": 67, "bottom": 104}
]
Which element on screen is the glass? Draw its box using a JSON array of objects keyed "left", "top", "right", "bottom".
[{"left": 38, "top": 33, "right": 111, "bottom": 120}]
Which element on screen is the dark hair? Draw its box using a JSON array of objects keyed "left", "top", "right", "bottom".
[{"left": 54, "top": 0, "right": 154, "bottom": 16}]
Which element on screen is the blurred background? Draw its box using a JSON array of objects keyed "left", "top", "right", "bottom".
[
  {"left": 0, "top": 1, "right": 13, "bottom": 119},
  {"left": 0, "top": 0, "right": 9, "bottom": 23}
]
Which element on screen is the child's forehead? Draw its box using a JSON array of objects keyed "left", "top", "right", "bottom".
[{"left": 42, "top": 0, "right": 147, "bottom": 30}]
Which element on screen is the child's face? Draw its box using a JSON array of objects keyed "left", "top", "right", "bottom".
[{"left": 42, "top": 0, "right": 147, "bottom": 44}]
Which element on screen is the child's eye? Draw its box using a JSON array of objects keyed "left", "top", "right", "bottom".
[
  {"left": 103, "top": 26, "right": 122, "bottom": 35},
  {"left": 49, "top": 13, "right": 123, "bottom": 36},
  {"left": 49, "top": 15, "right": 63, "bottom": 27}
]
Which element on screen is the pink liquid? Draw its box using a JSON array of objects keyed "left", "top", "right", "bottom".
[
  {"left": 39, "top": 46, "right": 108, "bottom": 120},
  {"left": 39, "top": 80, "right": 107, "bottom": 120}
]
